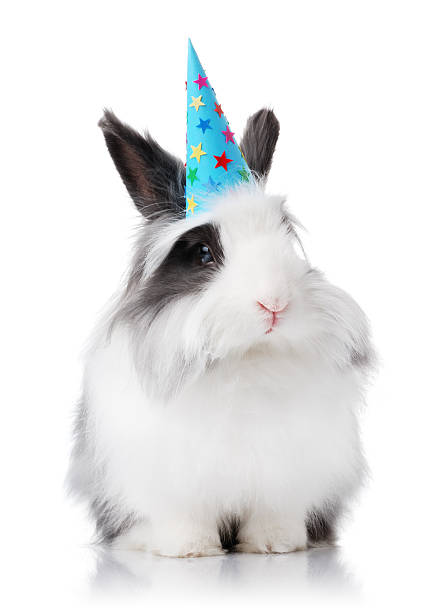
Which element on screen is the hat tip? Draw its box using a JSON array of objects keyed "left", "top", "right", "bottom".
[{"left": 188, "top": 38, "right": 197, "bottom": 55}]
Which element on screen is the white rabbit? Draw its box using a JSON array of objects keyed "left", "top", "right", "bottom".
[{"left": 68, "top": 109, "right": 374, "bottom": 557}]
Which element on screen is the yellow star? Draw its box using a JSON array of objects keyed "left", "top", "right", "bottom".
[
  {"left": 189, "top": 95, "right": 205, "bottom": 112},
  {"left": 190, "top": 142, "right": 207, "bottom": 164},
  {"left": 186, "top": 194, "right": 198, "bottom": 214}
]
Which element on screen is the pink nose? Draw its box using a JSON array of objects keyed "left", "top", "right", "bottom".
[
  {"left": 257, "top": 300, "right": 289, "bottom": 314},
  {"left": 257, "top": 300, "right": 289, "bottom": 331}
]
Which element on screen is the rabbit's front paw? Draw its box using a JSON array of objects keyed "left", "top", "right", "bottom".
[
  {"left": 236, "top": 515, "right": 307, "bottom": 554},
  {"left": 150, "top": 518, "right": 224, "bottom": 558}
]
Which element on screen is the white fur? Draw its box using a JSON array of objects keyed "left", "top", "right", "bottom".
[{"left": 70, "top": 187, "right": 372, "bottom": 557}]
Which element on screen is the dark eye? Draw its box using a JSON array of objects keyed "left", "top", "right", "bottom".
[{"left": 197, "top": 244, "right": 214, "bottom": 265}]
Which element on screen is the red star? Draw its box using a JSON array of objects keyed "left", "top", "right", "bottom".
[
  {"left": 193, "top": 73, "right": 209, "bottom": 90},
  {"left": 214, "top": 102, "right": 224, "bottom": 118},
  {"left": 222, "top": 125, "right": 235, "bottom": 144},
  {"left": 214, "top": 151, "right": 233, "bottom": 171}
]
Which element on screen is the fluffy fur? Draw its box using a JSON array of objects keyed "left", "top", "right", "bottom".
[{"left": 68, "top": 109, "right": 373, "bottom": 557}]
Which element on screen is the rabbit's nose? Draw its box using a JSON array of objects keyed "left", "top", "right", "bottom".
[
  {"left": 257, "top": 300, "right": 290, "bottom": 332},
  {"left": 257, "top": 300, "right": 289, "bottom": 314}
]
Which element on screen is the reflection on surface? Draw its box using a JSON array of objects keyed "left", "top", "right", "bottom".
[{"left": 90, "top": 545, "right": 361, "bottom": 603}]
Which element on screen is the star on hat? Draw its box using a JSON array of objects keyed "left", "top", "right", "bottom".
[
  {"left": 185, "top": 40, "right": 252, "bottom": 216},
  {"left": 190, "top": 142, "right": 207, "bottom": 164}
]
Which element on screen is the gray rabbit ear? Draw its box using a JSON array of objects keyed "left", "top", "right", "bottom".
[
  {"left": 240, "top": 108, "right": 280, "bottom": 181},
  {"left": 99, "top": 110, "right": 186, "bottom": 220}
]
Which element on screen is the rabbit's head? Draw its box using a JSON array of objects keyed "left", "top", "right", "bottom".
[{"left": 100, "top": 109, "right": 371, "bottom": 397}]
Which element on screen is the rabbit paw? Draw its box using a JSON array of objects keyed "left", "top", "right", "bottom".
[
  {"left": 236, "top": 516, "right": 307, "bottom": 554},
  {"left": 151, "top": 519, "right": 225, "bottom": 558}
]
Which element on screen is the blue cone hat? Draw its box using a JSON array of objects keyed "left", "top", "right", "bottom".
[{"left": 185, "top": 40, "right": 252, "bottom": 217}]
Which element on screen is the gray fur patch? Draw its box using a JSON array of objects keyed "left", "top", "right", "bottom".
[
  {"left": 91, "top": 498, "right": 137, "bottom": 544},
  {"left": 118, "top": 222, "right": 223, "bottom": 327},
  {"left": 108, "top": 221, "right": 224, "bottom": 351},
  {"left": 306, "top": 503, "right": 340, "bottom": 544},
  {"left": 218, "top": 514, "right": 240, "bottom": 550}
]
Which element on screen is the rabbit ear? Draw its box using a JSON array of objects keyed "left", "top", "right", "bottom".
[
  {"left": 240, "top": 108, "right": 280, "bottom": 181},
  {"left": 99, "top": 110, "right": 185, "bottom": 219}
]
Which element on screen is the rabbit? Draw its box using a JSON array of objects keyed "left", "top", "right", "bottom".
[{"left": 68, "top": 108, "right": 374, "bottom": 557}]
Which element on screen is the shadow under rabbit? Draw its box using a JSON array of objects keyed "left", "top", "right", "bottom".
[{"left": 90, "top": 544, "right": 361, "bottom": 602}]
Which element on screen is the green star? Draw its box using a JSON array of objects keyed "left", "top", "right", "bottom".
[
  {"left": 187, "top": 166, "right": 199, "bottom": 185},
  {"left": 238, "top": 167, "right": 250, "bottom": 183}
]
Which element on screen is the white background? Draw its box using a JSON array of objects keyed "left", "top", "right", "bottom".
[{"left": 1, "top": 1, "right": 431, "bottom": 610}]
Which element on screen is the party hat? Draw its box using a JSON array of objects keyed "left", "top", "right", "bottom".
[{"left": 185, "top": 40, "right": 252, "bottom": 217}]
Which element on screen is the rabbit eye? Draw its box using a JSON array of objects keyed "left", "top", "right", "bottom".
[{"left": 197, "top": 244, "right": 214, "bottom": 265}]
